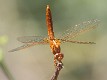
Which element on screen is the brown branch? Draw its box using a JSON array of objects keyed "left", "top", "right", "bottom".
[{"left": 51, "top": 62, "right": 63, "bottom": 80}]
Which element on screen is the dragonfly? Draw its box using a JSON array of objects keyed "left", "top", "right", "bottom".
[{"left": 9, "top": 5, "right": 100, "bottom": 66}]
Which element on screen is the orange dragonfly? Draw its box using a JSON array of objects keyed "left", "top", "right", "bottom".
[{"left": 9, "top": 5, "right": 100, "bottom": 66}]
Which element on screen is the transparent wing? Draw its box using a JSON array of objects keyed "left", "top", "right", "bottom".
[
  {"left": 59, "top": 19, "right": 100, "bottom": 40},
  {"left": 9, "top": 41, "right": 48, "bottom": 52},
  {"left": 60, "top": 39, "right": 96, "bottom": 44},
  {"left": 17, "top": 36, "right": 48, "bottom": 43}
]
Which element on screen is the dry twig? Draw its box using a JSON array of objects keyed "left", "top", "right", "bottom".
[{"left": 51, "top": 62, "right": 63, "bottom": 80}]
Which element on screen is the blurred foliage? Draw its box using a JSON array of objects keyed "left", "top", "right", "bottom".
[
  {"left": 0, "top": 48, "right": 3, "bottom": 62},
  {"left": 0, "top": 35, "right": 8, "bottom": 62},
  {"left": 0, "top": 35, "right": 8, "bottom": 45},
  {"left": 0, "top": 35, "right": 14, "bottom": 80}
]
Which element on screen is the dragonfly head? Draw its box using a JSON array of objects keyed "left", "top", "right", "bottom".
[{"left": 54, "top": 53, "right": 64, "bottom": 61}]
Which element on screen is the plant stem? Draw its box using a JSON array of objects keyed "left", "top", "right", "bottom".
[
  {"left": 0, "top": 61, "right": 15, "bottom": 80},
  {"left": 51, "top": 62, "right": 63, "bottom": 80}
]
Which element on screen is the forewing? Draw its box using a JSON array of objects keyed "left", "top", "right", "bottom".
[
  {"left": 17, "top": 36, "right": 47, "bottom": 43},
  {"left": 60, "top": 19, "right": 100, "bottom": 40}
]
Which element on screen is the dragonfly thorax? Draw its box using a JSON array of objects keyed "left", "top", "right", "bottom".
[
  {"left": 53, "top": 39, "right": 61, "bottom": 45},
  {"left": 49, "top": 39, "right": 61, "bottom": 55}
]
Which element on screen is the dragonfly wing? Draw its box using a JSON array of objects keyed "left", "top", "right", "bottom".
[
  {"left": 9, "top": 43, "right": 35, "bottom": 52},
  {"left": 17, "top": 36, "right": 48, "bottom": 43},
  {"left": 60, "top": 39, "right": 96, "bottom": 44},
  {"left": 59, "top": 19, "right": 100, "bottom": 40},
  {"left": 9, "top": 41, "right": 48, "bottom": 52}
]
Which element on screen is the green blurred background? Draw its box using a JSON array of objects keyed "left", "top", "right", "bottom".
[{"left": 0, "top": 0, "right": 107, "bottom": 80}]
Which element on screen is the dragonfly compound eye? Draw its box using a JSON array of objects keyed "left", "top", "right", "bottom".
[
  {"left": 58, "top": 53, "right": 64, "bottom": 61},
  {"left": 54, "top": 53, "right": 64, "bottom": 61}
]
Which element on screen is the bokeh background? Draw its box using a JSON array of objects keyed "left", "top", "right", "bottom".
[{"left": 0, "top": 0, "right": 107, "bottom": 80}]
